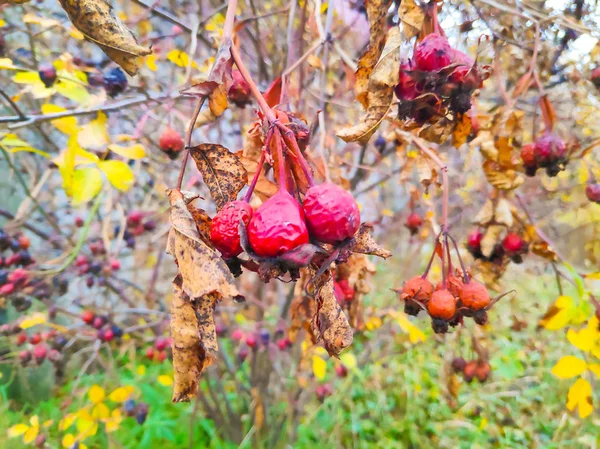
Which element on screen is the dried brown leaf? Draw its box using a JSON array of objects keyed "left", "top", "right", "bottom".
[
  {"left": 208, "top": 84, "right": 228, "bottom": 117},
  {"left": 190, "top": 144, "right": 248, "bottom": 210},
  {"left": 452, "top": 113, "right": 472, "bottom": 148},
  {"left": 351, "top": 224, "right": 392, "bottom": 259},
  {"left": 58, "top": 0, "right": 151, "bottom": 76},
  {"left": 482, "top": 160, "right": 524, "bottom": 191},
  {"left": 481, "top": 225, "right": 504, "bottom": 258},
  {"left": 495, "top": 199, "right": 514, "bottom": 228},
  {"left": 399, "top": 0, "right": 425, "bottom": 39},
  {"left": 181, "top": 39, "right": 233, "bottom": 97},
  {"left": 185, "top": 201, "right": 213, "bottom": 247}
]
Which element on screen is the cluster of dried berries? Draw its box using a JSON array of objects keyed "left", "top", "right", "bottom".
[
  {"left": 395, "top": 6, "right": 489, "bottom": 123},
  {"left": 467, "top": 229, "right": 529, "bottom": 264},
  {"left": 451, "top": 357, "right": 491, "bottom": 383},
  {"left": 397, "top": 233, "right": 505, "bottom": 333}
]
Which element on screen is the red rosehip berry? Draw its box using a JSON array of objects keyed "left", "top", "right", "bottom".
[
  {"left": 414, "top": 34, "right": 453, "bottom": 71},
  {"left": 92, "top": 316, "right": 105, "bottom": 329},
  {"left": 303, "top": 183, "right": 360, "bottom": 245},
  {"left": 145, "top": 347, "right": 155, "bottom": 360},
  {"left": 16, "top": 333, "right": 28, "bottom": 346},
  {"left": 533, "top": 133, "right": 566, "bottom": 168},
  {"left": 467, "top": 230, "right": 483, "bottom": 250},
  {"left": 29, "top": 333, "right": 42, "bottom": 345},
  {"left": 405, "top": 212, "right": 423, "bottom": 235},
  {"left": 458, "top": 280, "right": 490, "bottom": 310},
  {"left": 8, "top": 268, "right": 28, "bottom": 284},
  {"left": 463, "top": 360, "right": 477, "bottom": 382},
  {"left": 38, "top": 63, "right": 57, "bottom": 88},
  {"left": 127, "top": 211, "right": 144, "bottom": 227},
  {"left": 276, "top": 338, "right": 291, "bottom": 350},
  {"left": 245, "top": 333, "right": 257, "bottom": 348},
  {"left": 159, "top": 127, "right": 184, "bottom": 153},
  {"left": 449, "top": 49, "right": 482, "bottom": 89},
  {"left": 227, "top": 69, "right": 252, "bottom": 108},
  {"left": 19, "top": 350, "right": 32, "bottom": 364},
  {"left": 428, "top": 289, "right": 457, "bottom": 320},
  {"left": 335, "top": 364, "right": 348, "bottom": 378},
  {"left": 585, "top": 183, "right": 600, "bottom": 204},
  {"left": 231, "top": 328, "right": 244, "bottom": 342},
  {"left": 451, "top": 357, "right": 467, "bottom": 373},
  {"left": 109, "top": 259, "right": 121, "bottom": 271},
  {"left": 33, "top": 344, "right": 47, "bottom": 361},
  {"left": 210, "top": 200, "right": 254, "bottom": 258},
  {"left": 395, "top": 60, "right": 417, "bottom": 101},
  {"left": 401, "top": 276, "right": 434, "bottom": 304},
  {"left": 248, "top": 190, "right": 309, "bottom": 257},
  {"left": 75, "top": 216, "right": 84, "bottom": 227},
  {"left": 475, "top": 361, "right": 491, "bottom": 383},
  {"left": 101, "top": 328, "right": 115, "bottom": 342},
  {"left": 154, "top": 336, "right": 169, "bottom": 351},
  {"left": 18, "top": 235, "right": 30, "bottom": 250},
  {"left": 81, "top": 310, "right": 95, "bottom": 324},
  {"left": 591, "top": 67, "right": 600, "bottom": 88},
  {"left": 502, "top": 233, "right": 524, "bottom": 254}
]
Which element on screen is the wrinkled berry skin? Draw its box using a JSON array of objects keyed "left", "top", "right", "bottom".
[
  {"left": 428, "top": 289, "right": 457, "bottom": 320},
  {"left": 248, "top": 190, "right": 309, "bottom": 257},
  {"left": 303, "top": 183, "right": 360, "bottom": 244},
  {"left": 414, "top": 34, "right": 452, "bottom": 72},
  {"left": 159, "top": 127, "right": 184, "bottom": 156},
  {"left": 210, "top": 201, "right": 254, "bottom": 258},
  {"left": 458, "top": 280, "right": 490, "bottom": 310},
  {"left": 395, "top": 60, "right": 417, "bottom": 101},
  {"left": 533, "top": 132, "right": 567, "bottom": 174},
  {"left": 38, "top": 64, "right": 57, "bottom": 88},
  {"left": 103, "top": 67, "right": 128, "bottom": 97},
  {"left": 585, "top": 183, "right": 600, "bottom": 203},
  {"left": 228, "top": 70, "right": 252, "bottom": 107}
]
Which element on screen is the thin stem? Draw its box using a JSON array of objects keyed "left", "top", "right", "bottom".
[
  {"left": 273, "top": 129, "right": 288, "bottom": 192},
  {"left": 448, "top": 234, "right": 470, "bottom": 283},
  {"left": 422, "top": 230, "right": 443, "bottom": 278},
  {"left": 176, "top": 97, "right": 206, "bottom": 190},
  {"left": 277, "top": 125, "right": 315, "bottom": 187},
  {"left": 243, "top": 140, "right": 269, "bottom": 202}
]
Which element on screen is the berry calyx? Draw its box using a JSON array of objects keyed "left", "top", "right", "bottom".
[
  {"left": 414, "top": 34, "right": 453, "bottom": 72},
  {"left": 427, "top": 289, "right": 457, "bottom": 320},
  {"left": 303, "top": 183, "right": 360, "bottom": 245},
  {"left": 586, "top": 183, "right": 600, "bottom": 204},
  {"left": 38, "top": 63, "right": 57, "bottom": 88},
  {"left": 502, "top": 233, "right": 524, "bottom": 254},
  {"left": 247, "top": 190, "right": 309, "bottom": 257},
  {"left": 210, "top": 200, "right": 254, "bottom": 258},
  {"left": 159, "top": 127, "right": 184, "bottom": 155},
  {"left": 458, "top": 280, "right": 490, "bottom": 310}
]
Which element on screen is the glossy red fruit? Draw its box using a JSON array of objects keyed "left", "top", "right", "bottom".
[
  {"left": 81, "top": 310, "right": 95, "bottom": 324},
  {"left": 303, "top": 183, "right": 360, "bottom": 244},
  {"left": 585, "top": 183, "right": 600, "bottom": 203},
  {"left": 414, "top": 34, "right": 453, "bottom": 71},
  {"left": 227, "top": 70, "right": 252, "bottom": 107},
  {"left": 154, "top": 336, "right": 169, "bottom": 351},
  {"left": 16, "top": 333, "right": 28, "bottom": 346},
  {"left": 29, "top": 333, "right": 42, "bottom": 345},
  {"left": 101, "top": 328, "right": 115, "bottom": 342},
  {"left": 534, "top": 132, "right": 566, "bottom": 166},
  {"left": 458, "top": 280, "right": 490, "bottom": 310},
  {"left": 502, "top": 233, "right": 523, "bottom": 254},
  {"left": 159, "top": 127, "right": 184, "bottom": 153},
  {"left": 127, "top": 211, "right": 144, "bottom": 227},
  {"left": 210, "top": 201, "right": 254, "bottom": 258},
  {"left": 110, "top": 259, "right": 121, "bottom": 271},
  {"left": 428, "top": 289, "right": 457, "bottom": 320},
  {"left": 145, "top": 347, "right": 155, "bottom": 360},
  {"left": 395, "top": 60, "right": 417, "bottom": 101},
  {"left": 248, "top": 190, "right": 309, "bottom": 257},
  {"left": 467, "top": 230, "right": 483, "bottom": 250},
  {"left": 405, "top": 212, "right": 423, "bottom": 235},
  {"left": 401, "top": 276, "right": 434, "bottom": 304}
]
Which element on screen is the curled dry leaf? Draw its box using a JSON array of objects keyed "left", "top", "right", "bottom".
[
  {"left": 483, "top": 160, "right": 524, "bottom": 191},
  {"left": 351, "top": 224, "right": 392, "bottom": 259},
  {"left": 473, "top": 199, "right": 494, "bottom": 226},
  {"left": 58, "top": 0, "right": 151, "bottom": 76},
  {"left": 495, "top": 198, "right": 514, "bottom": 228},
  {"left": 185, "top": 200, "right": 213, "bottom": 248},
  {"left": 289, "top": 270, "right": 317, "bottom": 343},
  {"left": 354, "top": 0, "right": 393, "bottom": 108},
  {"left": 190, "top": 144, "right": 248, "bottom": 210},
  {"left": 310, "top": 269, "right": 353, "bottom": 357},
  {"left": 337, "top": 25, "right": 399, "bottom": 144},
  {"left": 480, "top": 224, "right": 504, "bottom": 258},
  {"left": 399, "top": 0, "right": 425, "bottom": 40}
]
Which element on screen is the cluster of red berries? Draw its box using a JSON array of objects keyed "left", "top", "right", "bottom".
[
  {"left": 81, "top": 310, "right": 124, "bottom": 342},
  {"left": 74, "top": 252, "right": 120, "bottom": 288},
  {"left": 451, "top": 357, "right": 491, "bottom": 383},
  {"left": 117, "top": 210, "right": 157, "bottom": 249},
  {"left": 0, "top": 230, "right": 34, "bottom": 269},
  {"left": 10, "top": 329, "right": 67, "bottom": 367},
  {"left": 395, "top": 12, "right": 487, "bottom": 123},
  {"left": 467, "top": 229, "right": 529, "bottom": 264},
  {"left": 144, "top": 336, "right": 171, "bottom": 363},
  {"left": 158, "top": 127, "right": 185, "bottom": 159},
  {"left": 586, "top": 182, "right": 600, "bottom": 204},
  {"left": 520, "top": 132, "right": 568, "bottom": 177}
]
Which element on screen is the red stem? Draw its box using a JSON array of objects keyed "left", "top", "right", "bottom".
[
  {"left": 422, "top": 230, "right": 442, "bottom": 279},
  {"left": 243, "top": 142, "right": 268, "bottom": 202},
  {"left": 273, "top": 129, "right": 288, "bottom": 192},
  {"left": 448, "top": 234, "right": 470, "bottom": 283},
  {"left": 278, "top": 124, "right": 315, "bottom": 187}
]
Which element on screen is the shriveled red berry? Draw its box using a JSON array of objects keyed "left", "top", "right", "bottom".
[
  {"left": 395, "top": 60, "right": 417, "bottom": 101},
  {"left": 227, "top": 69, "right": 252, "bottom": 107},
  {"left": 586, "top": 183, "right": 600, "bottom": 203},
  {"left": 401, "top": 276, "right": 434, "bottom": 304},
  {"left": 159, "top": 127, "right": 184, "bottom": 153},
  {"left": 248, "top": 190, "right": 309, "bottom": 257},
  {"left": 210, "top": 200, "right": 254, "bottom": 258},
  {"left": 414, "top": 34, "right": 453, "bottom": 72},
  {"left": 458, "top": 280, "right": 490, "bottom": 310},
  {"left": 92, "top": 316, "right": 106, "bottom": 329},
  {"left": 451, "top": 357, "right": 466, "bottom": 373},
  {"left": 127, "top": 211, "right": 144, "bottom": 227},
  {"left": 428, "top": 289, "right": 457, "bottom": 320},
  {"left": 502, "top": 233, "right": 524, "bottom": 254},
  {"left": 81, "top": 310, "right": 95, "bottom": 324},
  {"left": 303, "top": 183, "right": 360, "bottom": 244},
  {"left": 405, "top": 212, "right": 423, "bottom": 235}
]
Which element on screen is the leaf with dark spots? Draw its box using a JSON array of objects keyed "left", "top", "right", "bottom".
[
  {"left": 190, "top": 144, "right": 248, "bottom": 211},
  {"left": 185, "top": 201, "right": 213, "bottom": 248},
  {"left": 167, "top": 189, "right": 240, "bottom": 300},
  {"left": 350, "top": 224, "right": 392, "bottom": 259}
]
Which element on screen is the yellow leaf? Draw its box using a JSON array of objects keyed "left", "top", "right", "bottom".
[
  {"left": 42, "top": 420, "right": 53, "bottom": 428},
  {"left": 59, "top": 413, "right": 77, "bottom": 431},
  {"left": 540, "top": 296, "right": 575, "bottom": 331},
  {"left": 7, "top": 147, "right": 50, "bottom": 158},
  {"left": 136, "top": 365, "right": 146, "bottom": 376},
  {"left": 552, "top": 355, "right": 587, "bottom": 379},
  {"left": 70, "top": 27, "right": 84, "bottom": 40},
  {"left": 0, "top": 134, "right": 29, "bottom": 147},
  {"left": 88, "top": 384, "right": 106, "bottom": 403},
  {"left": 0, "top": 19, "right": 5, "bottom": 27},
  {"left": 381, "top": 208, "right": 394, "bottom": 217},
  {"left": 566, "top": 377, "right": 593, "bottom": 418},
  {"left": 20, "top": 312, "right": 47, "bottom": 329},
  {"left": 8, "top": 424, "right": 29, "bottom": 438},
  {"left": 585, "top": 272, "right": 600, "bottom": 280},
  {"left": 76, "top": 415, "right": 98, "bottom": 438},
  {"left": 158, "top": 374, "right": 173, "bottom": 386},
  {"left": 567, "top": 327, "right": 597, "bottom": 352},
  {"left": 105, "top": 409, "right": 122, "bottom": 432},
  {"left": 588, "top": 364, "right": 600, "bottom": 378},
  {"left": 312, "top": 355, "right": 327, "bottom": 380},
  {"left": 23, "top": 427, "right": 38, "bottom": 444},
  {"left": 55, "top": 78, "right": 91, "bottom": 104},
  {"left": 108, "top": 386, "right": 134, "bottom": 402},
  {"left": 23, "top": 13, "right": 61, "bottom": 28},
  {"left": 13, "top": 71, "right": 44, "bottom": 86},
  {"left": 0, "top": 58, "right": 16, "bottom": 69},
  {"left": 91, "top": 403, "right": 110, "bottom": 420},
  {"left": 41, "top": 104, "right": 78, "bottom": 135},
  {"left": 108, "top": 143, "right": 146, "bottom": 159},
  {"left": 78, "top": 112, "right": 108, "bottom": 148},
  {"left": 167, "top": 49, "right": 196, "bottom": 68},
  {"left": 395, "top": 312, "right": 426, "bottom": 343},
  {"left": 98, "top": 160, "right": 134, "bottom": 191},
  {"left": 145, "top": 54, "right": 157, "bottom": 71},
  {"left": 29, "top": 416, "right": 39, "bottom": 427},
  {"left": 365, "top": 316, "right": 383, "bottom": 331},
  {"left": 340, "top": 353, "right": 357, "bottom": 371},
  {"left": 72, "top": 167, "right": 103, "bottom": 205}
]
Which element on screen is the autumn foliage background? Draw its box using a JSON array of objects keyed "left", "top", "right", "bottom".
[{"left": 1, "top": 0, "right": 600, "bottom": 448}]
